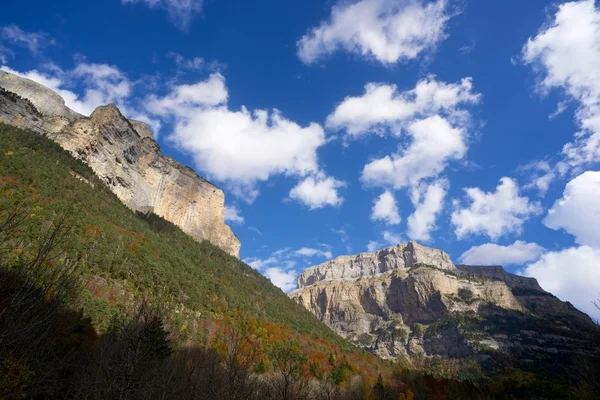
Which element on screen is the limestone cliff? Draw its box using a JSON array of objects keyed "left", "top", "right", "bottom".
[
  {"left": 0, "top": 70, "right": 240, "bottom": 257},
  {"left": 290, "top": 242, "right": 597, "bottom": 360}
]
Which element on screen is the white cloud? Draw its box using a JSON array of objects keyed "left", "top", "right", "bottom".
[
  {"left": 246, "top": 256, "right": 278, "bottom": 271},
  {"left": 297, "top": 0, "right": 450, "bottom": 65},
  {"left": 367, "top": 240, "right": 382, "bottom": 252},
  {"left": 327, "top": 77, "right": 479, "bottom": 192},
  {"left": 1, "top": 24, "right": 55, "bottom": 53},
  {"left": 264, "top": 267, "right": 299, "bottom": 292},
  {"left": 522, "top": 246, "right": 600, "bottom": 320},
  {"left": 0, "top": 45, "right": 11, "bottom": 63},
  {"left": 361, "top": 115, "right": 467, "bottom": 189},
  {"left": 383, "top": 231, "right": 402, "bottom": 245},
  {"left": 224, "top": 205, "right": 244, "bottom": 224},
  {"left": 520, "top": 160, "right": 555, "bottom": 195},
  {"left": 451, "top": 177, "right": 542, "bottom": 240},
  {"left": 147, "top": 72, "right": 227, "bottom": 116},
  {"left": 168, "top": 52, "right": 205, "bottom": 70},
  {"left": 289, "top": 173, "right": 345, "bottom": 209},
  {"left": 459, "top": 241, "right": 545, "bottom": 266},
  {"left": 544, "top": 170, "right": 600, "bottom": 247},
  {"left": 245, "top": 244, "right": 337, "bottom": 292},
  {"left": 147, "top": 73, "right": 336, "bottom": 202},
  {"left": 329, "top": 76, "right": 479, "bottom": 242},
  {"left": 327, "top": 77, "right": 480, "bottom": 137},
  {"left": 295, "top": 247, "right": 333, "bottom": 259},
  {"left": 522, "top": 0, "right": 600, "bottom": 169},
  {"left": 168, "top": 52, "right": 224, "bottom": 72},
  {"left": 121, "top": 0, "right": 203, "bottom": 30},
  {"left": 407, "top": 180, "right": 446, "bottom": 241},
  {"left": 371, "top": 190, "right": 401, "bottom": 225}
]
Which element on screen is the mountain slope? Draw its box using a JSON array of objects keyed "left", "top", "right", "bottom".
[
  {"left": 0, "top": 121, "right": 342, "bottom": 341},
  {"left": 0, "top": 70, "right": 240, "bottom": 257}
]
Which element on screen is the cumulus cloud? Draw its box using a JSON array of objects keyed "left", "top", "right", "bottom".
[
  {"left": 365, "top": 231, "right": 402, "bottom": 253},
  {"left": 147, "top": 73, "right": 339, "bottom": 202},
  {"left": 295, "top": 247, "right": 333, "bottom": 259},
  {"left": 520, "top": 160, "right": 556, "bottom": 195},
  {"left": 522, "top": 0, "right": 600, "bottom": 170},
  {"left": 224, "top": 205, "right": 244, "bottom": 224},
  {"left": 407, "top": 180, "right": 446, "bottom": 241},
  {"left": 264, "top": 268, "right": 299, "bottom": 292},
  {"left": 363, "top": 115, "right": 467, "bottom": 189},
  {"left": 544, "top": 170, "right": 600, "bottom": 247},
  {"left": 168, "top": 52, "right": 206, "bottom": 70},
  {"left": 244, "top": 255, "right": 298, "bottom": 292},
  {"left": 371, "top": 190, "right": 401, "bottom": 225},
  {"left": 167, "top": 52, "right": 224, "bottom": 72},
  {"left": 367, "top": 240, "right": 382, "bottom": 252},
  {"left": 147, "top": 72, "right": 228, "bottom": 115},
  {"left": 297, "top": 0, "right": 450, "bottom": 64},
  {"left": 0, "top": 44, "right": 11, "bottom": 63},
  {"left": 327, "top": 77, "right": 479, "bottom": 191},
  {"left": 289, "top": 173, "right": 346, "bottom": 209},
  {"left": 383, "top": 231, "right": 402, "bottom": 245},
  {"left": 327, "top": 77, "right": 480, "bottom": 137},
  {"left": 522, "top": 246, "right": 600, "bottom": 319},
  {"left": 245, "top": 245, "right": 336, "bottom": 292},
  {"left": 328, "top": 76, "right": 479, "bottom": 240},
  {"left": 122, "top": 0, "right": 204, "bottom": 30},
  {"left": 459, "top": 241, "right": 545, "bottom": 266},
  {"left": 1, "top": 24, "right": 55, "bottom": 53},
  {"left": 451, "top": 177, "right": 542, "bottom": 240},
  {"left": 245, "top": 256, "right": 278, "bottom": 271}
]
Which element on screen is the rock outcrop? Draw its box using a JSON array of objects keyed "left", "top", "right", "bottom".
[
  {"left": 0, "top": 70, "right": 240, "bottom": 257},
  {"left": 291, "top": 242, "right": 597, "bottom": 361}
]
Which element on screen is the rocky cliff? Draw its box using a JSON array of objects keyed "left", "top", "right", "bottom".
[
  {"left": 0, "top": 70, "right": 240, "bottom": 257},
  {"left": 290, "top": 242, "right": 598, "bottom": 361}
]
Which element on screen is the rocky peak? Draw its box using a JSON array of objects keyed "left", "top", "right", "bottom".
[
  {"left": 0, "top": 70, "right": 241, "bottom": 257},
  {"left": 297, "top": 241, "right": 454, "bottom": 289},
  {"left": 290, "top": 242, "right": 597, "bottom": 361}
]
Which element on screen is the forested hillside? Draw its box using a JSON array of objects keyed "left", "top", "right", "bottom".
[{"left": 1, "top": 123, "right": 599, "bottom": 399}]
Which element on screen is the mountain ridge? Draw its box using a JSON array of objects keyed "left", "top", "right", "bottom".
[
  {"left": 291, "top": 242, "right": 597, "bottom": 361},
  {"left": 0, "top": 69, "right": 240, "bottom": 257}
]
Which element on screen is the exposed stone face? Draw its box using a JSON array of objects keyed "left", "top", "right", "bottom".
[
  {"left": 291, "top": 242, "right": 597, "bottom": 360},
  {"left": 297, "top": 241, "right": 455, "bottom": 288},
  {"left": 0, "top": 71, "right": 240, "bottom": 257}
]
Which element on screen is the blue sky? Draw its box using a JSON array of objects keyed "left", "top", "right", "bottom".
[{"left": 1, "top": 0, "right": 599, "bottom": 318}]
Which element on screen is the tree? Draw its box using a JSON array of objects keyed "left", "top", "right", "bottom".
[
  {"left": 269, "top": 341, "right": 309, "bottom": 400},
  {"left": 71, "top": 299, "right": 173, "bottom": 399}
]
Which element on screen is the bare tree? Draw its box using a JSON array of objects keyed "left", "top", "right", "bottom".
[{"left": 0, "top": 204, "right": 82, "bottom": 397}]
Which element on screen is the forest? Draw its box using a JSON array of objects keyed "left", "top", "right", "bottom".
[{"left": 0, "top": 124, "right": 599, "bottom": 399}]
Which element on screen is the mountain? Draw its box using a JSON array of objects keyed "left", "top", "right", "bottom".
[
  {"left": 1, "top": 70, "right": 599, "bottom": 398},
  {"left": 290, "top": 242, "right": 599, "bottom": 363},
  {"left": 0, "top": 69, "right": 240, "bottom": 257}
]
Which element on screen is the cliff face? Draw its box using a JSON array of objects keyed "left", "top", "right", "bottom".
[
  {"left": 0, "top": 70, "right": 240, "bottom": 257},
  {"left": 290, "top": 242, "right": 597, "bottom": 360}
]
